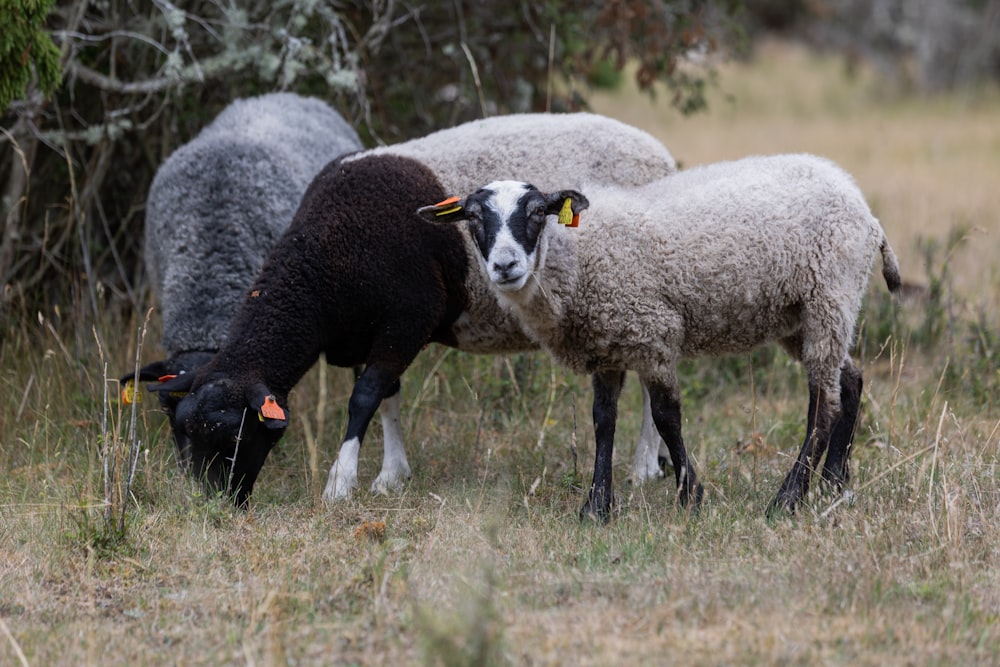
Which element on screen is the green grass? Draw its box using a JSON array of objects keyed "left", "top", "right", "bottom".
[{"left": 3, "top": 39, "right": 1000, "bottom": 665}]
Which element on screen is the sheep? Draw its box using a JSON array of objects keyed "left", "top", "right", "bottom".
[
  {"left": 147, "top": 110, "right": 678, "bottom": 507},
  {"left": 419, "top": 153, "right": 902, "bottom": 520},
  {"left": 121, "top": 92, "right": 362, "bottom": 461}
]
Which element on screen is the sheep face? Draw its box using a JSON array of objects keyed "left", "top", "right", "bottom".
[
  {"left": 151, "top": 375, "right": 288, "bottom": 507},
  {"left": 120, "top": 351, "right": 217, "bottom": 465},
  {"left": 419, "top": 181, "right": 588, "bottom": 293}
]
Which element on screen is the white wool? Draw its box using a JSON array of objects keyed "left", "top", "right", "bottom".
[
  {"left": 357, "top": 112, "right": 676, "bottom": 194},
  {"left": 486, "top": 154, "right": 900, "bottom": 409}
]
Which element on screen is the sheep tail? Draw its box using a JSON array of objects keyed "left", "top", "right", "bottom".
[{"left": 879, "top": 230, "right": 902, "bottom": 294}]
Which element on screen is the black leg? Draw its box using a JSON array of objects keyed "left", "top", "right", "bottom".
[
  {"left": 647, "top": 381, "right": 703, "bottom": 507},
  {"left": 822, "top": 360, "right": 862, "bottom": 489},
  {"left": 768, "top": 380, "right": 837, "bottom": 515},
  {"left": 580, "top": 370, "right": 625, "bottom": 523},
  {"left": 345, "top": 365, "right": 402, "bottom": 446}
]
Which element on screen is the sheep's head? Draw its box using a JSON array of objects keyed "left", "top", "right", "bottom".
[
  {"left": 418, "top": 182, "right": 588, "bottom": 293},
  {"left": 120, "top": 351, "right": 217, "bottom": 466},
  {"left": 149, "top": 373, "right": 289, "bottom": 507}
]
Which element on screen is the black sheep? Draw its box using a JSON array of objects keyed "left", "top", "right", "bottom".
[{"left": 151, "top": 155, "right": 468, "bottom": 505}]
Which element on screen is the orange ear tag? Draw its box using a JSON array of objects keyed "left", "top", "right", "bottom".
[
  {"left": 260, "top": 395, "right": 286, "bottom": 421},
  {"left": 158, "top": 374, "right": 177, "bottom": 382},
  {"left": 433, "top": 195, "right": 462, "bottom": 216}
]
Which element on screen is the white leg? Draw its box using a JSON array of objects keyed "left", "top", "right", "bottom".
[
  {"left": 629, "top": 381, "right": 666, "bottom": 484},
  {"left": 370, "top": 391, "right": 412, "bottom": 495},
  {"left": 323, "top": 436, "right": 360, "bottom": 501}
]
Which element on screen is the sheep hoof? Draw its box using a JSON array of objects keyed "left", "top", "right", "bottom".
[
  {"left": 370, "top": 467, "right": 412, "bottom": 496},
  {"left": 657, "top": 455, "right": 671, "bottom": 475},
  {"left": 627, "top": 463, "right": 665, "bottom": 486},
  {"left": 765, "top": 487, "right": 802, "bottom": 518},
  {"left": 322, "top": 468, "right": 358, "bottom": 503},
  {"left": 579, "top": 495, "right": 614, "bottom": 524},
  {"left": 679, "top": 482, "right": 704, "bottom": 509},
  {"left": 821, "top": 464, "right": 849, "bottom": 491}
]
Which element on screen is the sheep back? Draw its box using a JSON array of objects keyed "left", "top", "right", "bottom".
[
  {"left": 144, "top": 93, "right": 362, "bottom": 356},
  {"left": 206, "top": 154, "right": 465, "bottom": 393},
  {"left": 361, "top": 112, "right": 677, "bottom": 196},
  {"left": 528, "top": 154, "right": 891, "bottom": 377}
]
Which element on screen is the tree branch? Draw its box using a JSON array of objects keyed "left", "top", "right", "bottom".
[{"left": 64, "top": 49, "right": 259, "bottom": 94}]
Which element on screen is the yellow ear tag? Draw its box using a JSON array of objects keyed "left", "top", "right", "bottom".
[
  {"left": 433, "top": 195, "right": 462, "bottom": 216},
  {"left": 122, "top": 379, "right": 139, "bottom": 405},
  {"left": 260, "top": 395, "right": 286, "bottom": 421},
  {"left": 558, "top": 197, "right": 579, "bottom": 227}
]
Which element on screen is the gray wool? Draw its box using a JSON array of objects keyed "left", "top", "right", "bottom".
[
  {"left": 348, "top": 112, "right": 677, "bottom": 353},
  {"left": 492, "top": 154, "right": 901, "bottom": 409},
  {"left": 145, "top": 93, "right": 362, "bottom": 354}
]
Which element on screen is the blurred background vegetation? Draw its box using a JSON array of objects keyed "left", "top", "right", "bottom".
[{"left": 1, "top": 0, "right": 999, "bottom": 329}]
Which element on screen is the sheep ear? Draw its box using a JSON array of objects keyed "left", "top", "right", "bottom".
[
  {"left": 247, "top": 383, "right": 288, "bottom": 429},
  {"left": 121, "top": 360, "right": 171, "bottom": 404},
  {"left": 122, "top": 360, "right": 171, "bottom": 384},
  {"left": 147, "top": 372, "right": 196, "bottom": 396},
  {"left": 545, "top": 190, "right": 589, "bottom": 228},
  {"left": 417, "top": 195, "right": 466, "bottom": 223}
]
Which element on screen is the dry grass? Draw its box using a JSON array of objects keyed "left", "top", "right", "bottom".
[
  {"left": 591, "top": 39, "right": 1000, "bottom": 295},
  {"left": 2, "top": 40, "right": 1000, "bottom": 665}
]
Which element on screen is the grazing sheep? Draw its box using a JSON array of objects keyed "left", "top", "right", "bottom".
[
  {"left": 121, "top": 93, "right": 362, "bottom": 460},
  {"left": 421, "top": 153, "right": 902, "bottom": 520},
  {"left": 148, "top": 109, "right": 678, "bottom": 506}
]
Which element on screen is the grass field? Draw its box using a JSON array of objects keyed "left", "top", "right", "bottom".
[{"left": 2, "top": 40, "right": 999, "bottom": 665}]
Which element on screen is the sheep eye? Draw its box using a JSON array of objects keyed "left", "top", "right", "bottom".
[{"left": 532, "top": 206, "right": 546, "bottom": 218}]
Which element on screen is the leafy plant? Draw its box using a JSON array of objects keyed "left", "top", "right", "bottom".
[{"left": 0, "top": 0, "right": 62, "bottom": 112}]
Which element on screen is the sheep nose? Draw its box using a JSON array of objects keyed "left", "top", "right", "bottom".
[{"left": 492, "top": 258, "right": 518, "bottom": 280}]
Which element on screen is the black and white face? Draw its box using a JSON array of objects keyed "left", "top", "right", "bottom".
[{"left": 431, "top": 181, "right": 588, "bottom": 294}]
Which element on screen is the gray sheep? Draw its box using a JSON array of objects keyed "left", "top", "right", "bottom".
[
  {"left": 422, "top": 153, "right": 902, "bottom": 520},
  {"left": 123, "top": 93, "right": 362, "bottom": 460}
]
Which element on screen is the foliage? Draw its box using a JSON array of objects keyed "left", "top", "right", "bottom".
[
  {"left": 0, "top": 0, "right": 738, "bottom": 324},
  {"left": 858, "top": 223, "right": 999, "bottom": 407},
  {"left": 0, "top": 0, "right": 62, "bottom": 113},
  {"left": 744, "top": 0, "right": 1000, "bottom": 91}
]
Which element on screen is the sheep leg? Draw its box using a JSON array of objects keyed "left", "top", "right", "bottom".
[
  {"left": 370, "top": 389, "right": 413, "bottom": 495},
  {"left": 353, "top": 360, "right": 411, "bottom": 496},
  {"left": 323, "top": 366, "right": 402, "bottom": 502},
  {"left": 581, "top": 370, "right": 625, "bottom": 523},
  {"left": 821, "top": 359, "right": 863, "bottom": 490},
  {"left": 628, "top": 381, "right": 670, "bottom": 485},
  {"left": 647, "top": 381, "right": 703, "bottom": 508},
  {"left": 768, "top": 382, "right": 836, "bottom": 515}
]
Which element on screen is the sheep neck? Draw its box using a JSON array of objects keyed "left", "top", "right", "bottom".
[{"left": 498, "top": 224, "right": 579, "bottom": 359}]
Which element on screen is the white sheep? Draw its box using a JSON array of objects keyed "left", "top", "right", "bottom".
[{"left": 421, "top": 153, "right": 902, "bottom": 520}]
